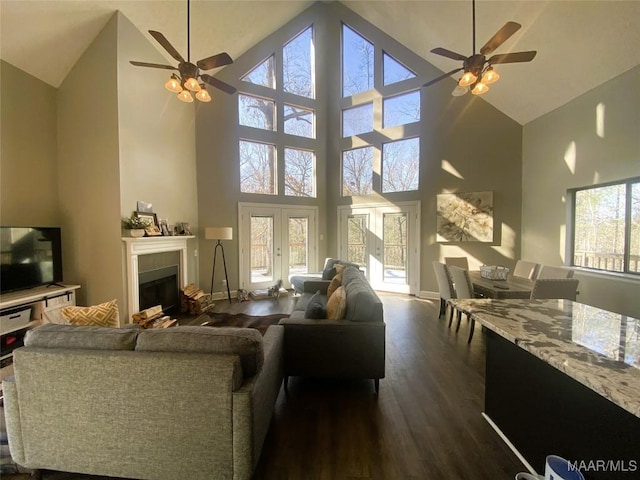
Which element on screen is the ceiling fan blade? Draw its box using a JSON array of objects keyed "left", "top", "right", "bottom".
[
  {"left": 488, "top": 51, "right": 537, "bottom": 64},
  {"left": 201, "top": 74, "right": 237, "bottom": 95},
  {"left": 197, "top": 52, "right": 233, "bottom": 71},
  {"left": 480, "top": 21, "right": 521, "bottom": 55},
  {"left": 430, "top": 47, "right": 468, "bottom": 62},
  {"left": 423, "top": 67, "right": 464, "bottom": 87},
  {"left": 149, "top": 30, "right": 185, "bottom": 63},
  {"left": 130, "top": 61, "right": 178, "bottom": 70}
]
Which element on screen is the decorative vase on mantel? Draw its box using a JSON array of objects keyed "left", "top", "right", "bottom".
[{"left": 129, "top": 229, "right": 145, "bottom": 238}]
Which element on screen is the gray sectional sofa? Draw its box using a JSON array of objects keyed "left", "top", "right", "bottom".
[
  {"left": 2, "top": 323, "right": 284, "bottom": 480},
  {"left": 279, "top": 266, "right": 386, "bottom": 393}
]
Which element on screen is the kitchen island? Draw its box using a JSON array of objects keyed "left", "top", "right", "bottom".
[{"left": 452, "top": 298, "right": 640, "bottom": 479}]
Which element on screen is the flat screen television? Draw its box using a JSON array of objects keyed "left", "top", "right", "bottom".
[{"left": 0, "top": 227, "right": 63, "bottom": 294}]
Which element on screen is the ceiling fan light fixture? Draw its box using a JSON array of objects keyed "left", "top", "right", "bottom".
[
  {"left": 482, "top": 67, "right": 500, "bottom": 84},
  {"left": 471, "top": 82, "right": 489, "bottom": 95},
  {"left": 177, "top": 89, "right": 194, "bottom": 103},
  {"left": 195, "top": 86, "right": 211, "bottom": 102},
  {"left": 184, "top": 77, "right": 201, "bottom": 92},
  {"left": 452, "top": 84, "right": 469, "bottom": 97},
  {"left": 165, "top": 75, "right": 183, "bottom": 93},
  {"left": 458, "top": 71, "right": 477, "bottom": 87}
]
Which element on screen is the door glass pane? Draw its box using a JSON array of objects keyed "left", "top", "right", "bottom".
[
  {"left": 250, "top": 216, "right": 273, "bottom": 283},
  {"left": 383, "top": 212, "right": 407, "bottom": 284},
  {"left": 288, "top": 217, "right": 309, "bottom": 276},
  {"left": 347, "top": 215, "right": 368, "bottom": 269}
]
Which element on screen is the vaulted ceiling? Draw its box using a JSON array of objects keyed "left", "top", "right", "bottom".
[{"left": 1, "top": 0, "right": 638, "bottom": 125}]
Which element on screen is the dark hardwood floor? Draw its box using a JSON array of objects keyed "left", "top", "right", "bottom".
[{"left": 4, "top": 293, "right": 524, "bottom": 479}]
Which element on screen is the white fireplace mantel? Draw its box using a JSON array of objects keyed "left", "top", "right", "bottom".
[{"left": 122, "top": 236, "right": 194, "bottom": 320}]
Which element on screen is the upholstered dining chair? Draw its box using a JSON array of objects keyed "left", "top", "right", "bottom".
[
  {"left": 513, "top": 260, "right": 540, "bottom": 280},
  {"left": 432, "top": 261, "right": 455, "bottom": 322},
  {"left": 444, "top": 256, "right": 470, "bottom": 270},
  {"left": 530, "top": 278, "right": 580, "bottom": 301},
  {"left": 448, "top": 266, "right": 477, "bottom": 343},
  {"left": 537, "top": 265, "right": 575, "bottom": 279}
]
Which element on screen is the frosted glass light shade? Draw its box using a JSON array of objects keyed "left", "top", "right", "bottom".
[
  {"left": 165, "top": 76, "right": 182, "bottom": 93},
  {"left": 458, "top": 71, "right": 477, "bottom": 87},
  {"left": 178, "top": 90, "right": 194, "bottom": 103},
  {"left": 452, "top": 85, "right": 469, "bottom": 97},
  {"left": 184, "top": 77, "right": 201, "bottom": 92},
  {"left": 482, "top": 67, "right": 500, "bottom": 85},
  {"left": 205, "top": 227, "right": 233, "bottom": 241},
  {"left": 471, "top": 82, "right": 489, "bottom": 95},
  {"left": 196, "top": 87, "right": 211, "bottom": 102}
]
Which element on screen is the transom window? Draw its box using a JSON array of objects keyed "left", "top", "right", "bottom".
[
  {"left": 340, "top": 23, "right": 420, "bottom": 196},
  {"left": 238, "top": 26, "right": 316, "bottom": 197},
  {"left": 570, "top": 178, "right": 639, "bottom": 274}
]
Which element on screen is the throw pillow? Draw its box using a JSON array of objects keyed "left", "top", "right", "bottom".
[
  {"left": 327, "top": 273, "right": 343, "bottom": 298},
  {"left": 326, "top": 286, "right": 347, "bottom": 320},
  {"left": 334, "top": 263, "right": 347, "bottom": 275},
  {"left": 305, "top": 291, "right": 327, "bottom": 319},
  {"left": 61, "top": 299, "right": 120, "bottom": 327}
]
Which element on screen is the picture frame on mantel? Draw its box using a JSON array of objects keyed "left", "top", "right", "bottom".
[{"left": 135, "top": 212, "right": 161, "bottom": 236}]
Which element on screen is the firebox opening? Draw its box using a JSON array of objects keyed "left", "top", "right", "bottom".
[{"left": 138, "top": 265, "right": 179, "bottom": 314}]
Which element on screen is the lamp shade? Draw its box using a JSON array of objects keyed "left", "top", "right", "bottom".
[{"left": 205, "top": 227, "right": 233, "bottom": 241}]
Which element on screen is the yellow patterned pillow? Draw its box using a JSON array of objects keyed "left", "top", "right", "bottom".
[
  {"left": 326, "top": 286, "right": 347, "bottom": 320},
  {"left": 327, "top": 272, "right": 343, "bottom": 298},
  {"left": 61, "top": 299, "right": 120, "bottom": 327}
]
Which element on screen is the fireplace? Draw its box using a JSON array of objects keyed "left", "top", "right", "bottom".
[
  {"left": 138, "top": 265, "right": 179, "bottom": 313},
  {"left": 122, "top": 236, "right": 193, "bottom": 320}
]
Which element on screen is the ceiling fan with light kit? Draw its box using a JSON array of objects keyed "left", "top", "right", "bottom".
[
  {"left": 424, "top": 0, "right": 537, "bottom": 96},
  {"left": 130, "top": 0, "right": 236, "bottom": 103}
]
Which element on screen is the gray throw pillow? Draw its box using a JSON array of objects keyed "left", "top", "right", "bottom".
[{"left": 305, "top": 290, "right": 327, "bottom": 319}]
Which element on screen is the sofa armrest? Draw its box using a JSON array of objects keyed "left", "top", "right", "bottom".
[
  {"left": 279, "top": 319, "right": 385, "bottom": 379},
  {"left": 2, "top": 377, "right": 26, "bottom": 466},
  {"left": 302, "top": 280, "right": 330, "bottom": 294},
  {"left": 233, "top": 325, "right": 284, "bottom": 476}
]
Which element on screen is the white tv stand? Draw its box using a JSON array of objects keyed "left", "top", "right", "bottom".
[{"left": 0, "top": 284, "right": 81, "bottom": 391}]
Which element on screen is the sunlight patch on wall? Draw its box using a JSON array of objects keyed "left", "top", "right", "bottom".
[
  {"left": 564, "top": 141, "right": 576, "bottom": 175},
  {"left": 439, "top": 246, "right": 482, "bottom": 270},
  {"left": 490, "top": 223, "right": 516, "bottom": 260},
  {"left": 559, "top": 224, "right": 566, "bottom": 262},
  {"left": 441, "top": 159, "right": 464, "bottom": 179},
  {"left": 592, "top": 171, "right": 601, "bottom": 184},
  {"left": 596, "top": 102, "right": 606, "bottom": 138}
]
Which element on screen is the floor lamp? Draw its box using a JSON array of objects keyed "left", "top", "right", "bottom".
[{"left": 205, "top": 227, "right": 233, "bottom": 303}]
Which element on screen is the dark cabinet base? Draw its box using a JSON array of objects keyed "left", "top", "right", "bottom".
[{"left": 485, "top": 331, "right": 640, "bottom": 480}]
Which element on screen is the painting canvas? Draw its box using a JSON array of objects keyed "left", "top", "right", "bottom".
[{"left": 437, "top": 191, "right": 493, "bottom": 242}]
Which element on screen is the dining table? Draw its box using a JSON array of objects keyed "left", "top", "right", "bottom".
[{"left": 468, "top": 270, "right": 534, "bottom": 299}]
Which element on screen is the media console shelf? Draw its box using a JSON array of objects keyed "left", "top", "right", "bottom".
[{"left": 0, "top": 284, "right": 81, "bottom": 391}]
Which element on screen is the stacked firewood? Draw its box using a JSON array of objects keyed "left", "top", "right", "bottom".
[
  {"left": 131, "top": 305, "right": 177, "bottom": 329},
  {"left": 180, "top": 283, "right": 214, "bottom": 314}
]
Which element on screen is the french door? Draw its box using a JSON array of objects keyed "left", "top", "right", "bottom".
[
  {"left": 338, "top": 202, "right": 420, "bottom": 294},
  {"left": 238, "top": 203, "right": 318, "bottom": 291}
]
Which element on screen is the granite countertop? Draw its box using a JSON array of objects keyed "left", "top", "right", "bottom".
[{"left": 451, "top": 298, "right": 640, "bottom": 418}]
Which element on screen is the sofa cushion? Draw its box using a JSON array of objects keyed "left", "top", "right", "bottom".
[
  {"left": 342, "top": 267, "right": 384, "bottom": 322},
  {"left": 24, "top": 323, "right": 137, "bottom": 350},
  {"left": 135, "top": 326, "right": 264, "bottom": 377},
  {"left": 326, "top": 286, "right": 347, "bottom": 320},
  {"left": 304, "top": 291, "right": 327, "bottom": 319},
  {"left": 327, "top": 273, "right": 343, "bottom": 298},
  {"left": 61, "top": 299, "right": 120, "bottom": 327}
]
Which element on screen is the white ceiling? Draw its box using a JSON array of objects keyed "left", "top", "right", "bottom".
[{"left": 1, "top": 0, "right": 638, "bottom": 125}]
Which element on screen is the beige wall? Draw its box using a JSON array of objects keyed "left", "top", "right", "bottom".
[
  {"left": 0, "top": 11, "right": 200, "bottom": 319},
  {"left": 1, "top": 61, "right": 59, "bottom": 225},
  {"left": 522, "top": 66, "right": 640, "bottom": 316},
  {"left": 57, "top": 14, "right": 122, "bottom": 309},
  {"left": 196, "top": 2, "right": 524, "bottom": 296}
]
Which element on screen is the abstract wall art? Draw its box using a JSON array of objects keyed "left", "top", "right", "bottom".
[{"left": 436, "top": 191, "right": 493, "bottom": 242}]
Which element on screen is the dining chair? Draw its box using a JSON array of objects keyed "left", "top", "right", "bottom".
[
  {"left": 530, "top": 278, "right": 580, "bottom": 301},
  {"left": 448, "top": 266, "right": 477, "bottom": 343},
  {"left": 537, "top": 265, "right": 574, "bottom": 279},
  {"left": 432, "top": 261, "right": 455, "bottom": 323},
  {"left": 444, "top": 256, "right": 469, "bottom": 270},
  {"left": 513, "top": 260, "right": 540, "bottom": 280}
]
